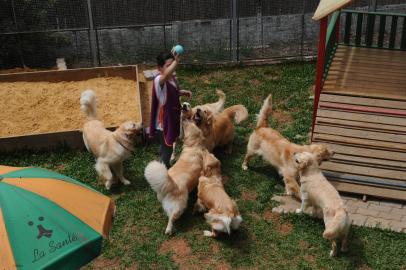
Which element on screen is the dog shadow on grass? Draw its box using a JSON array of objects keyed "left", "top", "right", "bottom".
[{"left": 339, "top": 228, "right": 368, "bottom": 268}]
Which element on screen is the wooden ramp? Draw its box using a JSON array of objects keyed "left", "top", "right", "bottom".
[{"left": 312, "top": 46, "right": 406, "bottom": 200}]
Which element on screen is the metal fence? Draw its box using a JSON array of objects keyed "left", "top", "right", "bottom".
[{"left": 0, "top": 0, "right": 404, "bottom": 69}]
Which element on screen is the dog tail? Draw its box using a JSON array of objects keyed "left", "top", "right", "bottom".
[
  {"left": 223, "top": 105, "right": 248, "bottom": 124},
  {"left": 323, "top": 209, "right": 349, "bottom": 240},
  {"left": 256, "top": 94, "right": 273, "bottom": 128},
  {"left": 80, "top": 89, "right": 98, "bottom": 120},
  {"left": 144, "top": 161, "right": 177, "bottom": 199},
  {"left": 213, "top": 89, "right": 226, "bottom": 113}
]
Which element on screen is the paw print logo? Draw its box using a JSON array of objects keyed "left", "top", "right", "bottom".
[{"left": 28, "top": 217, "right": 53, "bottom": 239}]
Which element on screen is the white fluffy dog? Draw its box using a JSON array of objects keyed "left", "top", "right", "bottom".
[
  {"left": 294, "top": 151, "right": 350, "bottom": 257},
  {"left": 80, "top": 89, "right": 142, "bottom": 190}
]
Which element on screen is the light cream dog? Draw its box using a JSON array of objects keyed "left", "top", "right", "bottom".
[
  {"left": 144, "top": 120, "right": 207, "bottom": 235},
  {"left": 242, "top": 94, "right": 334, "bottom": 199},
  {"left": 294, "top": 151, "right": 350, "bottom": 257},
  {"left": 194, "top": 152, "right": 242, "bottom": 237},
  {"left": 193, "top": 104, "right": 248, "bottom": 153},
  {"left": 80, "top": 89, "right": 142, "bottom": 190}
]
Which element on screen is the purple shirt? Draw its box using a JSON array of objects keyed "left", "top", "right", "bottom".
[{"left": 149, "top": 75, "right": 181, "bottom": 146}]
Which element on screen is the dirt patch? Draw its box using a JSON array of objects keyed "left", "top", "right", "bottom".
[
  {"left": 54, "top": 164, "right": 66, "bottom": 172},
  {"left": 249, "top": 79, "right": 262, "bottom": 87},
  {"left": 125, "top": 262, "right": 138, "bottom": 270},
  {"left": 357, "top": 265, "right": 374, "bottom": 270},
  {"left": 201, "top": 75, "right": 211, "bottom": 84},
  {"left": 277, "top": 222, "right": 293, "bottom": 235},
  {"left": 263, "top": 210, "right": 280, "bottom": 223},
  {"left": 215, "top": 262, "right": 231, "bottom": 270},
  {"left": 211, "top": 243, "right": 220, "bottom": 254},
  {"left": 159, "top": 238, "right": 195, "bottom": 269},
  {"left": 304, "top": 254, "right": 316, "bottom": 263},
  {"left": 88, "top": 256, "right": 121, "bottom": 269},
  {"left": 273, "top": 110, "right": 293, "bottom": 125},
  {"left": 159, "top": 238, "right": 230, "bottom": 270},
  {"left": 0, "top": 77, "right": 141, "bottom": 137},
  {"left": 298, "top": 240, "right": 310, "bottom": 249},
  {"left": 249, "top": 213, "right": 261, "bottom": 221},
  {"left": 263, "top": 210, "right": 293, "bottom": 235},
  {"left": 241, "top": 190, "right": 257, "bottom": 201},
  {"left": 308, "top": 84, "right": 315, "bottom": 94}
]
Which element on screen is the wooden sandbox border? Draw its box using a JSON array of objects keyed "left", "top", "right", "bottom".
[{"left": 0, "top": 65, "right": 145, "bottom": 152}]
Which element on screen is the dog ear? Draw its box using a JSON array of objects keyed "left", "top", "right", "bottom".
[
  {"left": 295, "top": 153, "right": 311, "bottom": 170},
  {"left": 205, "top": 111, "right": 213, "bottom": 126},
  {"left": 203, "top": 152, "right": 220, "bottom": 176}
]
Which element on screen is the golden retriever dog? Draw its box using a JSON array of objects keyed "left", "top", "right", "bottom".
[
  {"left": 80, "top": 89, "right": 142, "bottom": 190},
  {"left": 171, "top": 90, "right": 226, "bottom": 163},
  {"left": 194, "top": 152, "right": 242, "bottom": 237},
  {"left": 242, "top": 94, "right": 334, "bottom": 199},
  {"left": 193, "top": 104, "right": 248, "bottom": 153},
  {"left": 144, "top": 120, "right": 207, "bottom": 235},
  {"left": 294, "top": 151, "right": 350, "bottom": 257}
]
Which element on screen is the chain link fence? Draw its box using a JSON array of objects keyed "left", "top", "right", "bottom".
[{"left": 0, "top": 0, "right": 404, "bottom": 69}]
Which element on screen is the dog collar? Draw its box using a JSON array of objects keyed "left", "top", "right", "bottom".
[{"left": 113, "top": 134, "right": 134, "bottom": 152}]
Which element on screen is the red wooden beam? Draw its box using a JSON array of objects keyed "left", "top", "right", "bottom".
[{"left": 312, "top": 17, "right": 328, "bottom": 140}]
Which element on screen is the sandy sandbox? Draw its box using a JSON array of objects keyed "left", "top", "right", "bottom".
[{"left": 0, "top": 77, "right": 141, "bottom": 137}]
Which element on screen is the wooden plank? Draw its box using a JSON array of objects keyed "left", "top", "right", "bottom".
[
  {"left": 317, "top": 109, "right": 406, "bottom": 126},
  {"left": 318, "top": 143, "right": 406, "bottom": 162},
  {"left": 331, "top": 59, "right": 406, "bottom": 69},
  {"left": 335, "top": 46, "right": 406, "bottom": 56},
  {"left": 319, "top": 94, "right": 406, "bottom": 110},
  {"left": 316, "top": 117, "right": 406, "bottom": 133},
  {"left": 328, "top": 180, "right": 406, "bottom": 200},
  {"left": 332, "top": 153, "right": 406, "bottom": 170},
  {"left": 326, "top": 72, "right": 406, "bottom": 84},
  {"left": 333, "top": 51, "right": 406, "bottom": 63},
  {"left": 333, "top": 54, "right": 406, "bottom": 65},
  {"left": 333, "top": 56, "right": 406, "bottom": 66},
  {"left": 315, "top": 125, "right": 406, "bottom": 143},
  {"left": 329, "top": 65, "right": 406, "bottom": 76},
  {"left": 324, "top": 79, "right": 406, "bottom": 90},
  {"left": 313, "top": 133, "right": 406, "bottom": 151},
  {"left": 322, "top": 87, "right": 406, "bottom": 101},
  {"left": 324, "top": 171, "right": 406, "bottom": 190},
  {"left": 319, "top": 102, "right": 406, "bottom": 116},
  {"left": 321, "top": 161, "right": 406, "bottom": 181}
]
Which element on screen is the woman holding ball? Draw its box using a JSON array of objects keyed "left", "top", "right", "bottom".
[{"left": 149, "top": 45, "right": 192, "bottom": 168}]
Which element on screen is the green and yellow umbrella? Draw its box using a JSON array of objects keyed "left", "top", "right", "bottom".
[{"left": 0, "top": 165, "right": 115, "bottom": 270}]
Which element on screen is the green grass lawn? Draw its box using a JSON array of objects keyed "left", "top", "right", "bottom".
[{"left": 1, "top": 63, "right": 405, "bottom": 270}]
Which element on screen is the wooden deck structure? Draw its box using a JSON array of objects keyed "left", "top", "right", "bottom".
[{"left": 311, "top": 9, "right": 406, "bottom": 200}]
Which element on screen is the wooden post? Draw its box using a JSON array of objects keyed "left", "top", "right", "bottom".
[
  {"left": 86, "top": 0, "right": 99, "bottom": 67},
  {"left": 311, "top": 17, "right": 328, "bottom": 140},
  {"left": 335, "top": 13, "right": 341, "bottom": 41}
]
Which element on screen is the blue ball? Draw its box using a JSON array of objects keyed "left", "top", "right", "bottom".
[{"left": 173, "top": 45, "right": 184, "bottom": 55}]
